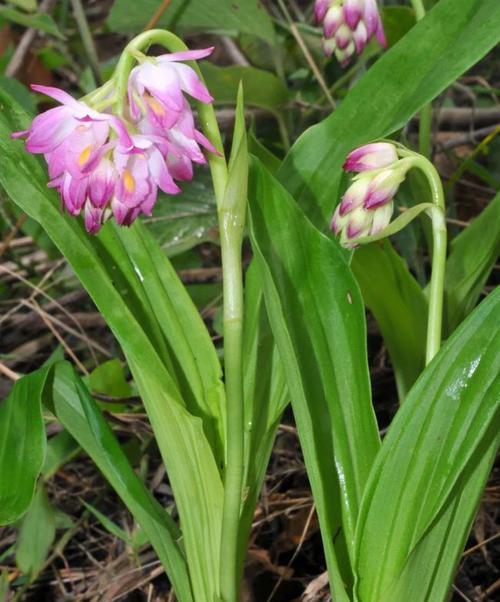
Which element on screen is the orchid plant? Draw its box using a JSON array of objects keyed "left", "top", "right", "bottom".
[{"left": 0, "top": 1, "right": 499, "bottom": 601}]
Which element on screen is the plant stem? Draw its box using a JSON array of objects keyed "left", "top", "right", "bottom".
[
  {"left": 411, "top": 0, "right": 432, "bottom": 157},
  {"left": 218, "top": 89, "right": 248, "bottom": 602},
  {"left": 70, "top": 0, "right": 102, "bottom": 86},
  {"left": 411, "top": 0, "right": 426, "bottom": 20},
  {"left": 218, "top": 210, "right": 245, "bottom": 601},
  {"left": 410, "top": 155, "right": 447, "bottom": 363}
]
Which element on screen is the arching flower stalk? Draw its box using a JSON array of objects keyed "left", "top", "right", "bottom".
[
  {"left": 315, "top": 0, "right": 386, "bottom": 66},
  {"left": 333, "top": 140, "right": 448, "bottom": 363},
  {"left": 12, "top": 46, "right": 216, "bottom": 234}
]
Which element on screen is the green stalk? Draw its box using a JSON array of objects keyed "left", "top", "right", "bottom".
[
  {"left": 218, "top": 210, "right": 245, "bottom": 602},
  {"left": 70, "top": 0, "right": 102, "bottom": 86},
  {"left": 409, "top": 156, "right": 447, "bottom": 363},
  {"left": 111, "top": 31, "right": 249, "bottom": 601},
  {"left": 411, "top": 0, "right": 432, "bottom": 157},
  {"left": 218, "top": 86, "right": 248, "bottom": 602}
]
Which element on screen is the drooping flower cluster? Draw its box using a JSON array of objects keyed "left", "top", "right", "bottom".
[
  {"left": 12, "top": 48, "right": 216, "bottom": 234},
  {"left": 315, "top": 0, "right": 386, "bottom": 66},
  {"left": 332, "top": 142, "right": 411, "bottom": 247}
]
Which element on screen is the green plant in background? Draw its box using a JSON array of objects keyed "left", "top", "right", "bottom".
[{"left": 0, "top": 0, "right": 499, "bottom": 601}]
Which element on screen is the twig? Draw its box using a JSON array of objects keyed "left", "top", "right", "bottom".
[
  {"left": 438, "top": 125, "right": 500, "bottom": 150},
  {"left": 70, "top": 0, "right": 102, "bottom": 86},
  {"left": 0, "top": 362, "right": 20, "bottom": 381},
  {"left": 266, "top": 504, "right": 316, "bottom": 602},
  {"left": 0, "top": 214, "right": 28, "bottom": 260},
  {"left": 221, "top": 36, "right": 250, "bottom": 66},
  {"left": 5, "top": 0, "right": 58, "bottom": 77},
  {"left": 276, "top": 0, "right": 335, "bottom": 109},
  {"left": 144, "top": 0, "right": 172, "bottom": 31}
]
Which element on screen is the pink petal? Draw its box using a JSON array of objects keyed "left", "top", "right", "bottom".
[
  {"left": 31, "top": 84, "right": 82, "bottom": 110},
  {"left": 156, "top": 47, "right": 214, "bottom": 63},
  {"left": 343, "top": 0, "right": 363, "bottom": 29},
  {"left": 148, "top": 148, "right": 181, "bottom": 194},
  {"left": 170, "top": 62, "right": 213, "bottom": 103}
]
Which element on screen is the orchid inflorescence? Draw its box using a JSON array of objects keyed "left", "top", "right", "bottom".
[
  {"left": 331, "top": 142, "right": 413, "bottom": 247},
  {"left": 315, "top": 0, "right": 386, "bottom": 65},
  {"left": 12, "top": 47, "right": 216, "bottom": 234}
]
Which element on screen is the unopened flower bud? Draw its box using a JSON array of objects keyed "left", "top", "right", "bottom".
[
  {"left": 332, "top": 142, "right": 412, "bottom": 247},
  {"left": 343, "top": 142, "right": 398, "bottom": 172},
  {"left": 315, "top": 0, "right": 386, "bottom": 66}
]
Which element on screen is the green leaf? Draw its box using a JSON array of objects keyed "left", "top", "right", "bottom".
[
  {"left": 0, "top": 7, "right": 64, "bottom": 39},
  {"left": 0, "top": 76, "right": 36, "bottom": 114},
  {"left": 86, "top": 358, "right": 131, "bottom": 398},
  {"left": 201, "top": 64, "right": 288, "bottom": 112},
  {"left": 145, "top": 171, "right": 218, "bottom": 257},
  {"left": 115, "top": 222, "right": 227, "bottom": 465},
  {"left": 82, "top": 500, "right": 134, "bottom": 547},
  {"left": 16, "top": 484, "right": 56, "bottom": 577},
  {"left": 0, "top": 91, "right": 223, "bottom": 602},
  {"left": 279, "top": 0, "right": 500, "bottom": 227},
  {"left": 108, "top": 0, "right": 275, "bottom": 44},
  {"left": 50, "top": 362, "right": 194, "bottom": 602},
  {"left": 248, "top": 158, "right": 380, "bottom": 599},
  {"left": 351, "top": 241, "right": 427, "bottom": 399},
  {"left": 444, "top": 191, "right": 500, "bottom": 334},
  {"left": 42, "top": 430, "right": 80, "bottom": 479},
  {"left": 381, "top": 7, "right": 416, "bottom": 47},
  {"left": 239, "top": 261, "right": 288, "bottom": 567},
  {"left": 382, "top": 441, "right": 496, "bottom": 602},
  {"left": 354, "top": 290, "right": 500, "bottom": 602},
  {"left": 0, "top": 366, "right": 50, "bottom": 525}
]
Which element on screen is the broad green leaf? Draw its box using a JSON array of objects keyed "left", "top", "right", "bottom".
[
  {"left": 0, "top": 366, "right": 50, "bottom": 525},
  {"left": 249, "top": 158, "right": 380, "bottom": 599},
  {"left": 354, "top": 290, "right": 500, "bottom": 602},
  {"left": 0, "top": 76, "right": 36, "bottom": 114},
  {"left": 0, "top": 7, "right": 64, "bottom": 39},
  {"left": 86, "top": 358, "right": 131, "bottom": 398},
  {"left": 0, "top": 94, "right": 223, "bottom": 602},
  {"left": 279, "top": 0, "right": 500, "bottom": 227},
  {"left": 108, "top": 0, "right": 275, "bottom": 44},
  {"left": 383, "top": 441, "right": 496, "bottom": 602},
  {"left": 16, "top": 484, "right": 56, "bottom": 576},
  {"left": 115, "top": 222, "right": 226, "bottom": 465},
  {"left": 351, "top": 241, "right": 427, "bottom": 399},
  {"left": 444, "top": 192, "right": 500, "bottom": 334},
  {"left": 50, "top": 362, "right": 193, "bottom": 602},
  {"left": 42, "top": 430, "right": 80, "bottom": 479},
  {"left": 201, "top": 64, "right": 288, "bottom": 112},
  {"left": 145, "top": 171, "right": 218, "bottom": 257},
  {"left": 238, "top": 261, "right": 288, "bottom": 569},
  {"left": 381, "top": 7, "right": 416, "bottom": 47}
]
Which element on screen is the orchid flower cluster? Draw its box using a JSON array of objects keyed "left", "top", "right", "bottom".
[
  {"left": 13, "top": 48, "right": 216, "bottom": 234},
  {"left": 315, "top": 0, "right": 386, "bottom": 65},
  {"left": 331, "top": 142, "right": 412, "bottom": 247}
]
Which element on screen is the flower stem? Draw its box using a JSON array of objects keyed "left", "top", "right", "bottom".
[
  {"left": 411, "top": 0, "right": 432, "bottom": 158},
  {"left": 218, "top": 209, "right": 245, "bottom": 602},
  {"left": 409, "top": 155, "right": 447, "bottom": 363}
]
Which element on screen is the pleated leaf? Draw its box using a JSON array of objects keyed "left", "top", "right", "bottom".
[{"left": 354, "top": 289, "right": 500, "bottom": 602}]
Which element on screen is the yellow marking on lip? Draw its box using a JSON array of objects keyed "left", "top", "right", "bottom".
[
  {"left": 78, "top": 145, "right": 92, "bottom": 167},
  {"left": 123, "top": 169, "right": 135, "bottom": 193},
  {"left": 146, "top": 95, "right": 166, "bottom": 117}
]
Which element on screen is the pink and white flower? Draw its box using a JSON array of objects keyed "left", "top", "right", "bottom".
[
  {"left": 12, "top": 46, "right": 216, "bottom": 234},
  {"left": 128, "top": 48, "right": 214, "bottom": 129},
  {"left": 332, "top": 142, "right": 410, "bottom": 247},
  {"left": 315, "top": 0, "right": 386, "bottom": 66}
]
